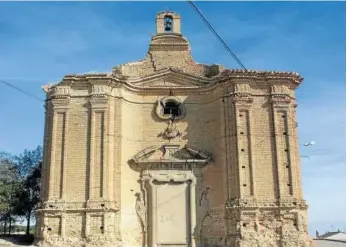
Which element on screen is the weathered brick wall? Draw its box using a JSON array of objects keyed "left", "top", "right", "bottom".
[
  {"left": 65, "top": 213, "right": 84, "bottom": 237},
  {"left": 37, "top": 81, "right": 311, "bottom": 247},
  {"left": 249, "top": 93, "right": 277, "bottom": 199},
  {"left": 46, "top": 216, "right": 61, "bottom": 236},
  {"left": 119, "top": 98, "right": 143, "bottom": 245},
  {"left": 65, "top": 98, "right": 89, "bottom": 201},
  {"left": 36, "top": 11, "right": 311, "bottom": 247}
]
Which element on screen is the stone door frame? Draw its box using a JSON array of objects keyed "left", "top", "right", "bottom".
[
  {"left": 141, "top": 169, "right": 197, "bottom": 247},
  {"left": 132, "top": 144, "right": 212, "bottom": 247}
]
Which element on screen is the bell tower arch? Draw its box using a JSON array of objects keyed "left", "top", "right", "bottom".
[{"left": 156, "top": 11, "right": 181, "bottom": 34}]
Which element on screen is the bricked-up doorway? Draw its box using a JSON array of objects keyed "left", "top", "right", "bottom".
[
  {"left": 149, "top": 180, "right": 191, "bottom": 246},
  {"left": 132, "top": 144, "right": 211, "bottom": 247}
]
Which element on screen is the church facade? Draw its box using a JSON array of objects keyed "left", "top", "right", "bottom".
[{"left": 36, "top": 11, "right": 313, "bottom": 247}]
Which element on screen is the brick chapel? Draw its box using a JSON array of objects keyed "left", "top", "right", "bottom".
[{"left": 36, "top": 11, "right": 313, "bottom": 247}]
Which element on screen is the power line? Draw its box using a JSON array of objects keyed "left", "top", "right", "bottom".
[
  {"left": 0, "top": 79, "right": 44, "bottom": 102},
  {"left": 186, "top": 0, "right": 300, "bottom": 134},
  {"left": 187, "top": 0, "right": 248, "bottom": 71}
]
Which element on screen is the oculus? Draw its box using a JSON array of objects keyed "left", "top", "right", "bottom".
[{"left": 156, "top": 96, "right": 185, "bottom": 120}]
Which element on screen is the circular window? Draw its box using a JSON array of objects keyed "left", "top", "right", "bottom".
[{"left": 156, "top": 96, "right": 185, "bottom": 120}]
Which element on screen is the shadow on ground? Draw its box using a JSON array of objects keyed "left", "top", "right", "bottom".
[{"left": 0, "top": 234, "right": 34, "bottom": 246}]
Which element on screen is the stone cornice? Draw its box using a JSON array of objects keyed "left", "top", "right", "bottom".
[
  {"left": 42, "top": 67, "right": 302, "bottom": 96},
  {"left": 226, "top": 198, "right": 308, "bottom": 210},
  {"left": 124, "top": 67, "right": 215, "bottom": 84},
  {"left": 37, "top": 200, "right": 120, "bottom": 213},
  {"left": 60, "top": 73, "right": 113, "bottom": 86},
  {"left": 220, "top": 69, "right": 303, "bottom": 85}
]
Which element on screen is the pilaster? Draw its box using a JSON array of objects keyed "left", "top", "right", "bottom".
[
  {"left": 85, "top": 213, "right": 91, "bottom": 237},
  {"left": 88, "top": 84, "right": 110, "bottom": 200},
  {"left": 222, "top": 90, "right": 233, "bottom": 202},
  {"left": 270, "top": 84, "right": 293, "bottom": 199},
  {"left": 60, "top": 214, "right": 65, "bottom": 237},
  {"left": 48, "top": 86, "right": 70, "bottom": 200},
  {"left": 230, "top": 83, "right": 255, "bottom": 198},
  {"left": 41, "top": 102, "right": 50, "bottom": 201}
]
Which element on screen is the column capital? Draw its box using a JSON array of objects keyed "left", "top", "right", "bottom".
[
  {"left": 230, "top": 84, "right": 253, "bottom": 106},
  {"left": 51, "top": 97, "right": 70, "bottom": 110},
  {"left": 90, "top": 96, "right": 108, "bottom": 109},
  {"left": 270, "top": 84, "right": 292, "bottom": 107}
]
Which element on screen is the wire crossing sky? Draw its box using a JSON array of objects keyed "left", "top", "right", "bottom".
[{"left": 0, "top": 1, "right": 345, "bottom": 235}]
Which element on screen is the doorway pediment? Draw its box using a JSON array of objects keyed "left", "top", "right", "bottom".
[{"left": 132, "top": 144, "right": 211, "bottom": 165}]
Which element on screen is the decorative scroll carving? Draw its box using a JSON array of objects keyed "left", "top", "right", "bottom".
[
  {"left": 200, "top": 188, "right": 211, "bottom": 223},
  {"left": 193, "top": 186, "right": 212, "bottom": 245},
  {"left": 162, "top": 119, "right": 181, "bottom": 140},
  {"left": 135, "top": 193, "right": 147, "bottom": 233}
]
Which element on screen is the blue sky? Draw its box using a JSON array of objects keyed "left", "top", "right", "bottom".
[{"left": 0, "top": 1, "right": 345, "bottom": 236}]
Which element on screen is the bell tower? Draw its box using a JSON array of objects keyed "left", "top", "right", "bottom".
[{"left": 156, "top": 11, "right": 181, "bottom": 34}]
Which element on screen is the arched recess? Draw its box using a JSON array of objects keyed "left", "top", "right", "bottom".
[{"left": 132, "top": 144, "right": 212, "bottom": 247}]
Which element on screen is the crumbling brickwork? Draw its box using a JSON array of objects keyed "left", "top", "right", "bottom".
[{"left": 36, "top": 11, "right": 313, "bottom": 247}]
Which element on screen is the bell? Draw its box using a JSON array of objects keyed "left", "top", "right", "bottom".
[
  {"left": 164, "top": 16, "right": 173, "bottom": 32},
  {"left": 165, "top": 22, "right": 172, "bottom": 32}
]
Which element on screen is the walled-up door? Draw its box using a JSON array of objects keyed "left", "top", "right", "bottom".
[
  {"left": 132, "top": 144, "right": 212, "bottom": 247},
  {"left": 154, "top": 181, "right": 190, "bottom": 247}
]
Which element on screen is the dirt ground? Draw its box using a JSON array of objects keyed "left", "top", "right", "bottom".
[{"left": 0, "top": 236, "right": 34, "bottom": 247}]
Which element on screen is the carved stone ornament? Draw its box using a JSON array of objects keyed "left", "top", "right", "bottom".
[
  {"left": 230, "top": 84, "right": 253, "bottom": 105},
  {"left": 132, "top": 144, "right": 211, "bottom": 165},
  {"left": 235, "top": 83, "right": 251, "bottom": 95},
  {"left": 271, "top": 84, "right": 289, "bottom": 95},
  {"left": 161, "top": 119, "right": 181, "bottom": 140},
  {"left": 51, "top": 86, "right": 71, "bottom": 99},
  {"left": 156, "top": 96, "right": 185, "bottom": 120},
  {"left": 135, "top": 193, "right": 147, "bottom": 233},
  {"left": 89, "top": 85, "right": 110, "bottom": 108},
  {"left": 91, "top": 85, "right": 111, "bottom": 97},
  {"left": 132, "top": 142, "right": 212, "bottom": 247},
  {"left": 196, "top": 186, "right": 211, "bottom": 242}
]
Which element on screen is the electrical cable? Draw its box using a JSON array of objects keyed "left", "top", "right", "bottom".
[
  {"left": 186, "top": 0, "right": 301, "bottom": 146},
  {"left": 0, "top": 79, "right": 44, "bottom": 102}
]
